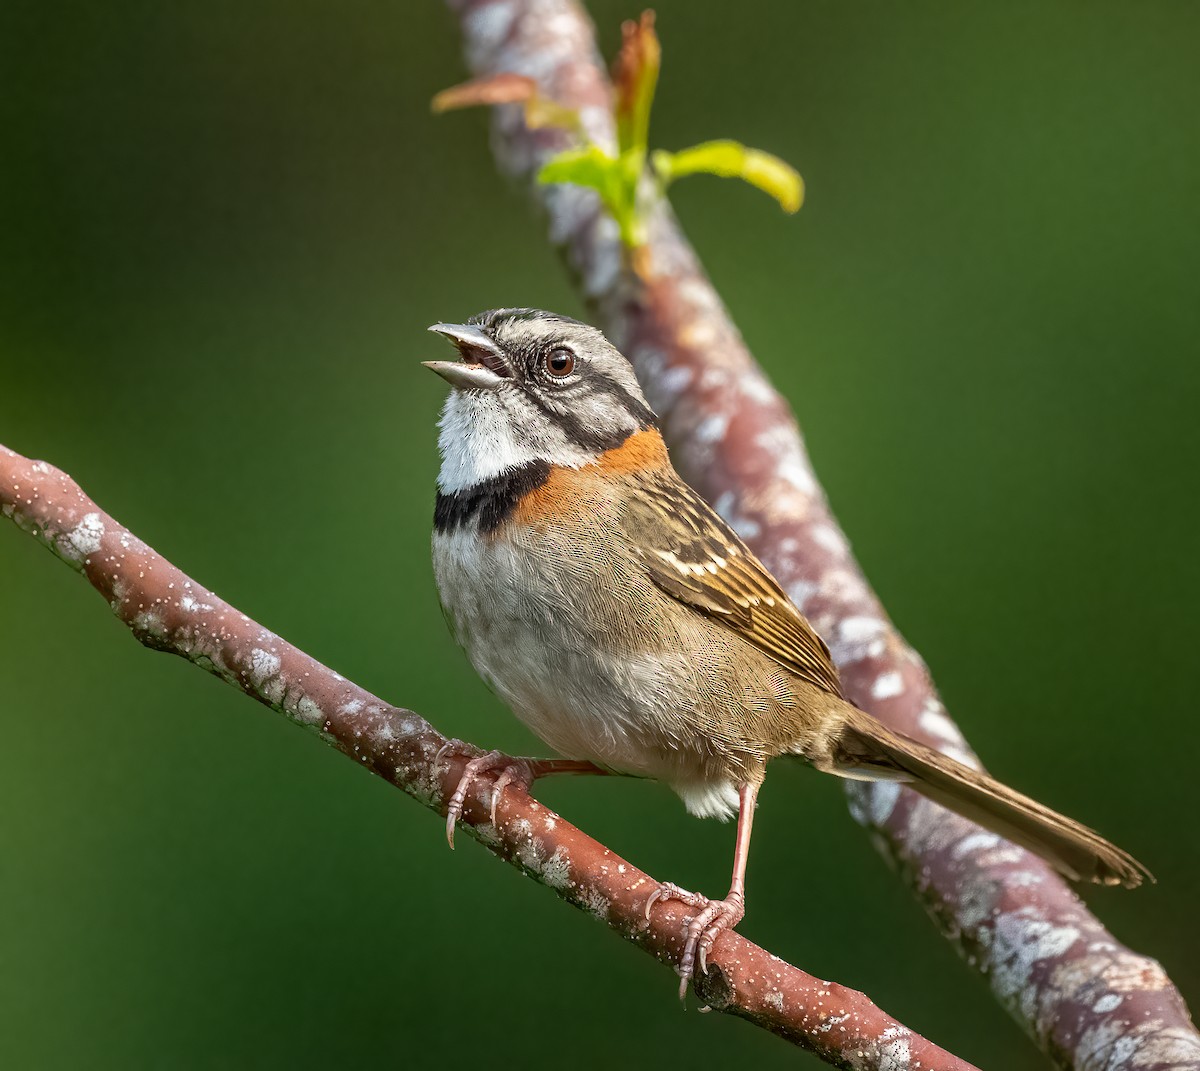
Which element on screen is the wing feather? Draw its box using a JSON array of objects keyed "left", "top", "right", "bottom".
[{"left": 622, "top": 475, "right": 842, "bottom": 696}]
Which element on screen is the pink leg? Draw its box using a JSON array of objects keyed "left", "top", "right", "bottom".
[
  {"left": 645, "top": 780, "right": 760, "bottom": 998},
  {"left": 435, "top": 740, "right": 607, "bottom": 848}
]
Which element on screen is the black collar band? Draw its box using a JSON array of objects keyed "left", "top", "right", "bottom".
[{"left": 434, "top": 459, "right": 553, "bottom": 534}]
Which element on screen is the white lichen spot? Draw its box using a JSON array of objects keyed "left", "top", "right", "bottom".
[
  {"left": 810, "top": 524, "right": 847, "bottom": 557},
  {"left": 730, "top": 515, "right": 761, "bottom": 540},
  {"left": 952, "top": 831, "right": 1002, "bottom": 859},
  {"left": 1104, "top": 955, "right": 1170, "bottom": 994},
  {"left": 1005, "top": 870, "right": 1046, "bottom": 889},
  {"left": 67, "top": 512, "right": 104, "bottom": 558},
  {"left": 941, "top": 744, "right": 983, "bottom": 771},
  {"left": 580, "top": 885, "right": 610, "bottom": 920},
  {"left": 678, "top": 276, "right": 716, "bottom": 314},
  {"left": 785, "top": 578, "right": 818, "bottom": 612},
  {"left": 581, "top": 216, "right": 622, "bottom": 297},
  {"left": 739, "top": 373, "right": 777, "bottom": 406},
  {"left": 777, "top": 456, "right": 816, "bottom": 497},
  {"left": 872, "top": 671, "right": 905, "bottom": 700},
  {"left": 132, "top": 610, "right": 165, "bottom": 638},
  {"left": 1051, "top": 948, "right": 1170, "bottom": 1025},
  {"left": 545, "top": 183, "right": 596, "bottom": 246},
  {"left": 819, "top": 568, "right": 872, "bottom": 609},
  {"left": 657, "top": 364, "right": 693, "bottom": 403},
  {"left": 1077, "top": 1019, "right": 1136, "bottom": 1071},
  {"left": 876, "top": 1028, "right": 912, "bottom": 1071},
  {"left": 763, "top": 989, "right": 784, "bottom": 1012},
  {"left": 956, "top": 881, "right": 1001, "bottom": 930},
  {"left": 247, "top": 647, "right": 281, "bottom": 687},
  {"left": 540, "top": 847, "right": 572, "bottom": 890},
  {"left": 830, "top": 615, "right": 888, "bottom": 663},
  {"left": 576, "top": 105, "right": 613, "bottom": 149},
  {"left": 991, "top": 910, "right": 1081, "bottom": 1020},
  {"left": 918, "top": 703, "right": 963, "bottom": 745},
  {"left": 907, "top": 796, "right": 993, "bottom": 858},
  {"left": 295, "top": 697, "right": 323, "bottom": 726},
  {"left": 1126, "top": 1025, "right": 1200, "bottom": 1068},
  {"left": 465, "top": 0, "right": 515, "bottom": 53},
  {"left": 514, "top": 836, "right": 544, "bottom": 874},
  {"left": 694, "top": 412, "right": 729, "bottom": 445},
  {"left": 341, "top": 698, "right": 364, "bottom": 716}
]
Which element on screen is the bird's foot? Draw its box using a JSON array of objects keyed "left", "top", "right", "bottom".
[
  {"left": 434, "top": 742, "right": 537, "bottom": 849},
  {"left": 645, "top": 883, "right": 746, "bottom": 999}
]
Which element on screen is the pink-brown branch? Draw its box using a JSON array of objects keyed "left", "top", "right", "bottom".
[
  {"left": 443, "top": 0, "right": 1199, "bottom": 1068},
  {"left": 0, "top": 443, "right": 977, "bottom": 1070}
]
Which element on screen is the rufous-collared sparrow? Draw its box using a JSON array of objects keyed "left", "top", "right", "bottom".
[{"left": 424, "top": 308, "right": 1148, "bottom": 994}]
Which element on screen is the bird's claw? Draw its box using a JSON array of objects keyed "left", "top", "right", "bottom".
[
  {"left": 644, "top": 881, "right": 706, "bottom": 920},
  {"left": 645, "top": 882, "right": 746, "bottom": 999},
  {"left": 435, "top": 743, "right": 534, "bottom": 849}
]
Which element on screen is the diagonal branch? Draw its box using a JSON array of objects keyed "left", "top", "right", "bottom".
[
  {"left": 443, "top": 1, "right": 1199, "bottom": 1068},
  {"left": 0, "top": 442, "right": 977, "bottom": 1070}
]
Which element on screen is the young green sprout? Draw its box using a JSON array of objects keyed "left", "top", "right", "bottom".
[{"left": 433, "top": 10, "right": 803, "bottom": 250}]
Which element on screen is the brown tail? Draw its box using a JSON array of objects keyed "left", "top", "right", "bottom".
[{"left": 830, "top": 710, "right": 1151, "bottom": 888}]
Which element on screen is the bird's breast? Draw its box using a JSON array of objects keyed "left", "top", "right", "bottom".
[{"left": 431, "top": 515, "right": 680, "bottom": 775}]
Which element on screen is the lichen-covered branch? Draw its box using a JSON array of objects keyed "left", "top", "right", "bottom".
[
  {"left": 444, "top": 1, "right": 1200, "bottom": 1068},
  {"left": 0, "top": 442, "right": 978, "bottom": 1070}
]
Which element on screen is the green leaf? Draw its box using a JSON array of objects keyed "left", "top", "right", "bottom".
[
  {"left": 537, "top": 146, "right": 642, "bottom": 245},
  {"left": 652, "top": 140, "right": 804, "bottom": 214},
  {"left": 537, "top": 146, "right": 618, "bottom": 199}
]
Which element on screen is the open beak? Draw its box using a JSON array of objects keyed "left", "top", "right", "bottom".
[{"left": 424, "top": 323, "right": 511, "bottom": 391}]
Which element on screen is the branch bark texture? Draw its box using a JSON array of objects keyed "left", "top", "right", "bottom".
[
  {"left": 445, "top": 1, "right": 1199, "bottom": 1068},
  {"left": 0, "top": 443, "right": 978, "bottom": 1070}
]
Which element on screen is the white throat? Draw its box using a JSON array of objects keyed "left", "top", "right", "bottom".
[{"left": 435, "top": 390, "right": 593, "bottom": 493}]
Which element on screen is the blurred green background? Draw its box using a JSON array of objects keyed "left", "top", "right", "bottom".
[{"left": 2, "top": 2, "right": 1197, "bottom": 1067}]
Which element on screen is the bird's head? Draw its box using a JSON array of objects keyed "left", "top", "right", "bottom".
[{"left": 425, "top": 308, "right": 657, "bottom": 493}]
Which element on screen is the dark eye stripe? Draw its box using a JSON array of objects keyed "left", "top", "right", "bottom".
[
  {"left": 518, "top": 369, "right": 658, "bottom": 452},
  {"left": 522, "top": 388, "right": 632, "bottom": 453},
  {"left": 595, "top": 377, "right": 657, "bottom": 429}
]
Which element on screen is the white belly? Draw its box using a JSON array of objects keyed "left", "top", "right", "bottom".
[{"left": 433, "top": 530, "right": 690, "bottom": 776}]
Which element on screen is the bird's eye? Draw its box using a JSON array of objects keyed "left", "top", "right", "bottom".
[{"left": 545, "top": 347, "right": 576, "bottom": 378}]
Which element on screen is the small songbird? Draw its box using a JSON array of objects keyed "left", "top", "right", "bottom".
[{"left": 424, "top": 308, "right": 1149, "bottom": 993}]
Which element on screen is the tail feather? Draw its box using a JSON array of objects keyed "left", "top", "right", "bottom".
[{"left": 832, "top": 711, "right": 1151, "bottom": 889}]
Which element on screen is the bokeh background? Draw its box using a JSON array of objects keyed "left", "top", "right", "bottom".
[{"left": 2, "top": 2, "right": 1197, "bottom": 1067}]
